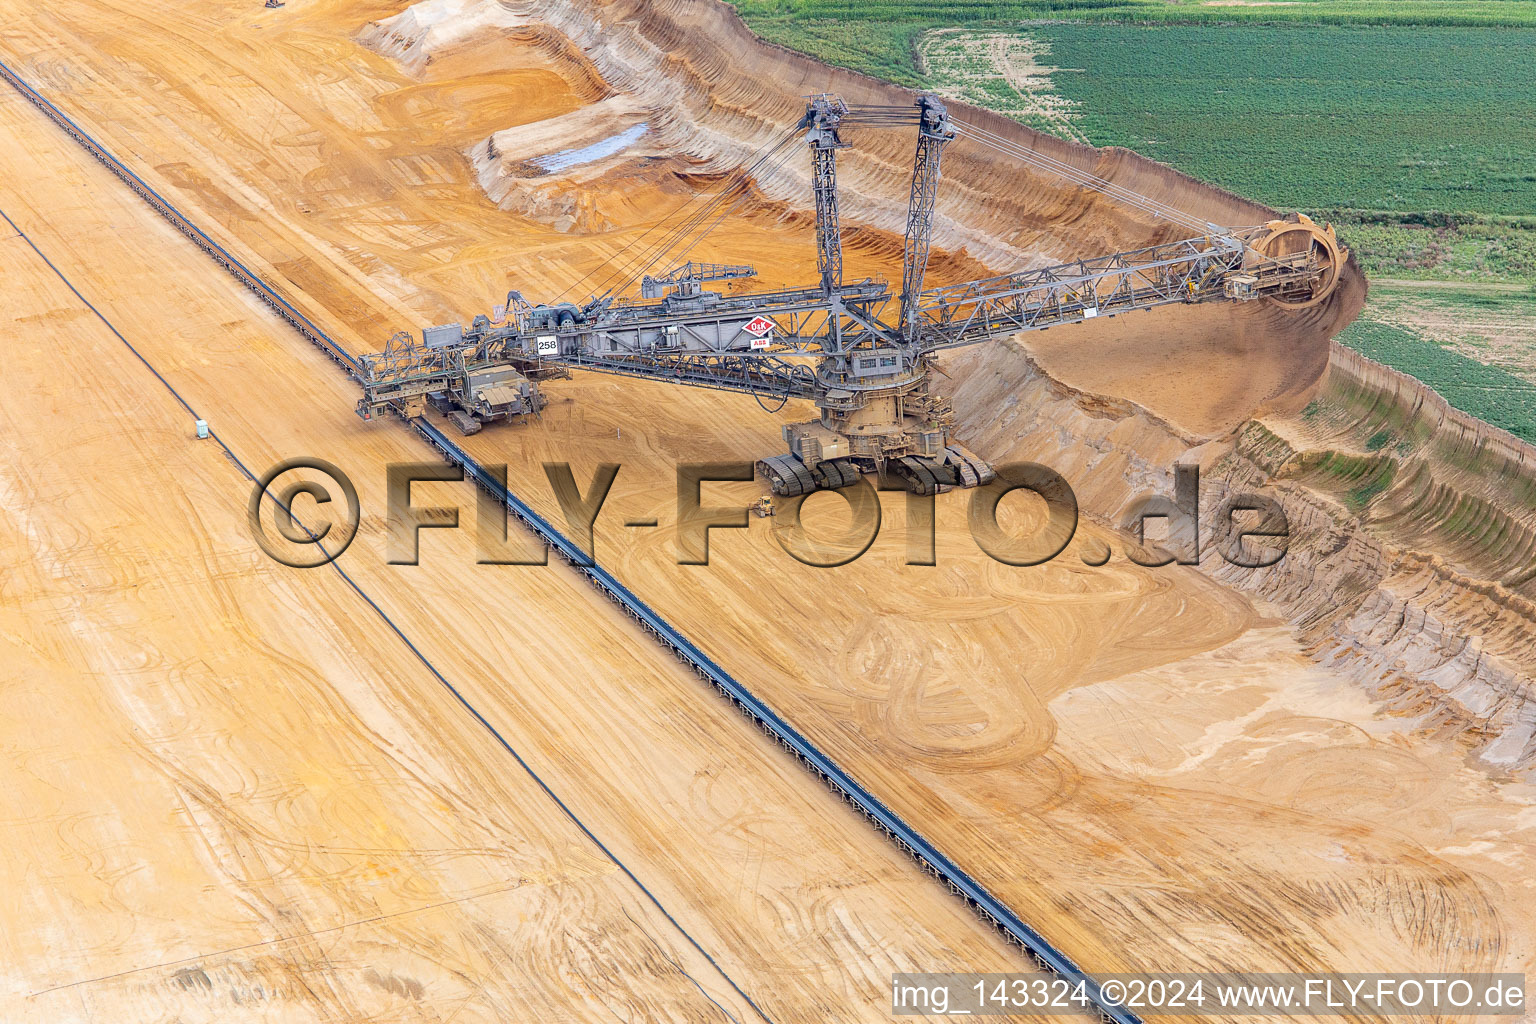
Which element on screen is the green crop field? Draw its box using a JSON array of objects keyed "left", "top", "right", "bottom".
[
  {"left": 733, "top": 8, "right": 1536, "bottom": 220},
  {"left": 1336, "top": 318, "right": 1536, "bottom": 443},
  {"left": 731, "top": 1, "right": 1536, "bottom": 88},
  {"left": 731, "top": 0, "right": 1536, "bottom": 437},
  {"left": 733, "top": 7, "right": 1536, "bottom": 279},
  {"left": 1333, "top": 213, "right": 1536, "bottom": 282},
  {"left": 1018, "top": 24, "right": 1536, "bottom": 217}
]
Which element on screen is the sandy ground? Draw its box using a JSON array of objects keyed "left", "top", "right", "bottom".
[
  {"left": 1, "top": 0, "right": 1534, "bottom": 1021},
  {"left": 0, "top": 85, "right": 1045, "bottom": 1023}
]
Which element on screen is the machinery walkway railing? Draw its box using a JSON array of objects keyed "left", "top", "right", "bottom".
[{"left": 0, "top": 56, "right": 1142, "bottom": 1024}]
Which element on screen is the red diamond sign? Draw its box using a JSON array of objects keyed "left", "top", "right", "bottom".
[{"left": 742, "top": 315, "right": 775, "bottom": 336}]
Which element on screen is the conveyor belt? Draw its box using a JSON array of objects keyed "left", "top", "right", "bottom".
[
  {"left": 0, "top": 60, "right": 359, "bottom": 376},
  {"left": 0, "top": 55, "right": 1142, "bottom": 1024},
  {"left": 419, "top": 419, "right": 1142, "bottom": 1024}
]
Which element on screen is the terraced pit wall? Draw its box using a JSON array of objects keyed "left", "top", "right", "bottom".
[
  {"left": 446, "top": 0, "right": 1536, "bottom": 769},
  {"left": 947, "top": 337, "right": 1536, "bottom": 769},
  {"left": 364, "top": 0, "right": 1364, "bottom": 433}
]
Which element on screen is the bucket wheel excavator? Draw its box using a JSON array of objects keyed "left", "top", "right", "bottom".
[{"left": 356, "top": 94, "right": 1345, "bottom": 496}]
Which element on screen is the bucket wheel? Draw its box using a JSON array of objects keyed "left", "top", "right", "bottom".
[{"left": 1248, "top": 213, "right": 1346, "bottom": 309}]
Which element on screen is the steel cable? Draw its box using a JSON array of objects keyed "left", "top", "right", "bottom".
[
  {"left": 952, "top": 119, "right": 1214, "bottom": 234},
  {"left": 579, "top": 127, "right": 802, "bottom": 304}
]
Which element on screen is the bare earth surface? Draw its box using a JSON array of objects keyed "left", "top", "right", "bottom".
[
  {"left": 0, "top": 82, "right": 1040, "bottom": 1024},
  {"left": 916, "top": 29, "right": 1089, "bottom": 145},
  {"left": 1365, "top": 285, "right": 1536, "bottom": 383},
  {"left": 1, "top": 0, "right": 1534, "bottom": 1022}
]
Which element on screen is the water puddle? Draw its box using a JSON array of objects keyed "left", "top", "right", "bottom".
[{"left": 531, "top": 122, "right": 648, "bottom": 173}]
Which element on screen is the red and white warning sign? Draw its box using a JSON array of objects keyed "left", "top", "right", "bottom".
[{"left": 743, "top": 314, "right": 774, "bottom": 350}]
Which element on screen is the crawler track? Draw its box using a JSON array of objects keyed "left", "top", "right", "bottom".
[{"left": 0, "top": 56, "right": 1141, "bottom": 1024}]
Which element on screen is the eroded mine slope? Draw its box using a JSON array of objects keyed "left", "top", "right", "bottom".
[
  {"left": 1, "top": 0, "right": 1533, "bottom": 1020},
  {"left": 0, "top": 82, "right": 1040, "bottom": 1024},
  {"left": 368, "top": 0, "right": 1364, "bottom": 435}
]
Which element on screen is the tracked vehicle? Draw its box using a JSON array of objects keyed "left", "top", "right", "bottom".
[{"left": 357, "top": 95, "right": 1344, "bottom": 495}]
